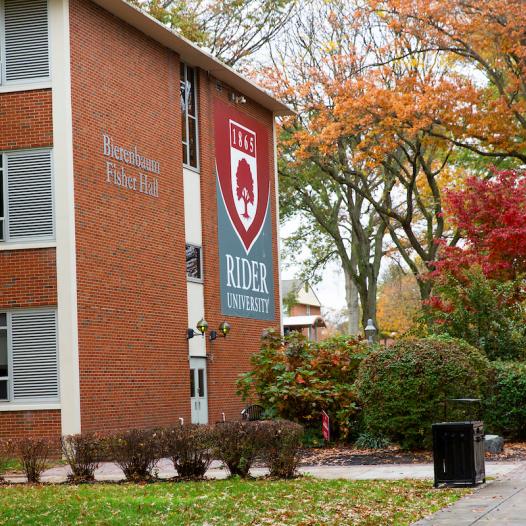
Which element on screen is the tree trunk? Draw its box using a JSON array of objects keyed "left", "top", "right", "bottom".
[{"left": 344, "top": 268, "right": 360, "bottom": 335}]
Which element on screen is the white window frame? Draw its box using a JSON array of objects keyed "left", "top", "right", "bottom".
[
  {"left": 0, "top": 147, "right": 56, "bottom": 244},
  {"left": 0, "top": 0, "right": 52, "bottom": 89},
  {"left": 180, "top": 62, "right": 200, "bottom": 171},
  {"left": 0, "top": 308, "right": 59, "bottom": 405},
  {"left": 0, "top": 314, "right": 7, "bottom": 401},
  {"left": 186, "top": 243, "right": 203, "bottom": 283}
]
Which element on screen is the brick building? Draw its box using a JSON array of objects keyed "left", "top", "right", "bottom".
[
  {"left": 0, "top": 0, "right": 290, "bottom": 442},
  {"left": 282, "top": 279, "right": 326, "bottom": 341}
]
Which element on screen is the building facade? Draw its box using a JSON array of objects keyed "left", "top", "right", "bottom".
[
  {"left": 282, "top": 279, "right": 326, "bottom": 341},
  {"left": 0, "top": 0, "right": 289, "bottom": 442}
]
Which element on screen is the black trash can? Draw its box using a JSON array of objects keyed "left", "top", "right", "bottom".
[{"left": 432, "top": 399, "right": 485, "bottom": 487}]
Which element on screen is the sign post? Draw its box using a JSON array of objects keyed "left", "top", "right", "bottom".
[{"left": 322, "top": 410, "right": 330, "bottom": 443}]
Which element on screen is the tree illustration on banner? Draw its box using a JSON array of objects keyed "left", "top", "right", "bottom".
[{"left": 236, "top": 158, "right": 254, "bottom": 220}]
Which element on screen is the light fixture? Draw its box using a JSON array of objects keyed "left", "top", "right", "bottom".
[
  {"left": 209, "top": 321, "right": 231, "bottom": 341},
  {"left": 219, "top": 321, "right": 231, "bottom": 337},
  {"left": 187, "top": 318, "right": 209, "bottom": 339},
  {"left": 364, "top": 318, "right": 377, "bottom": 344},
  {"left": 197, "top": 318, "right": 208, "bottom": 334}
]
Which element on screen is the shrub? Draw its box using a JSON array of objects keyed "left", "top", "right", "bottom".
[
  {"left": 484, "top": 361, "right": 526, "bottom": 439},
  {"left": 354, "top": 432, "right": 391, "bottom": 450},
  {"left": 16, "top": 437, "right": 52, "bottom": 483},
  {"left": 260, "top": 420, "right": 303, "bottom": 479},
  {"left": 425, "top": 267, "right": 526, "bottom": 361},
  {"left": 106, "top": 428, "right": 162, "bottom": 481},
  {"left": 61, "top": 433, "right": 103, "bottom": 482},
  {"left": 237, "top": 330, "right": 368, "bottom": 440},
  {"left": 0, "top": 439, "right": 13, "bottom": 481},
  {"left": 163, "top": 424, "right": 216, "bottom": 479},
  {"left": 214, "top": 421, "right": 264, "bottom": 477},
  {"left": 356, "top": 335, "right": 490, "bottom": 450}
]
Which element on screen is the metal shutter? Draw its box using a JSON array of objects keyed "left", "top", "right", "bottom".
[
  {"left": 6, "top": 150, "right": 54, "bottom": 241},
  {"left": 4, "top": 0, "right": 50, "bottom": 82},
  {"left": 11, "top": 310, "right": 58, "bottom": 401}
]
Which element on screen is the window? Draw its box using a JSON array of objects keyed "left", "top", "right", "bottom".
[
  {"left": 0, "top": 149, "right": 54, "bottom": 243},
  {"left": 1, "top": 0, "right": 50, "bottom": 85},
  {"left": 186, "top": 243, "right": 203, "bottom": 281},
  {"left": 180, "top": 63, "right": 198, "bottom": 169},
  {"left": 0, "top": 310, "right": 59, "bottom": 404}
]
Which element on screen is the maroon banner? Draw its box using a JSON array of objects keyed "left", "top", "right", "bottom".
[{"left": 214, "top": 99, "right": 270, "bottom": 253}]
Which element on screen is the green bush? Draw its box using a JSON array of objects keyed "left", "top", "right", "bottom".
[
  {"left": 484, "top": 361, "right": 526, "bottom": 439},
  {"left": 354, "top": 432, "right": 391, "bottom": 450},
  {"left": 356, "top": 336, "right": 490, "bottom": 450},
  {"left": 237, "top": 330, "right": 368, "bottom": 440}
]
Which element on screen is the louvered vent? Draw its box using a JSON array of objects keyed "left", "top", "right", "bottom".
[
  {"left": 4, "top": 0, "right": 50, "bottom": 82},
  {"left": 11, "top": 310, "right": 58, "bottom": 401},
  {"left": 7, "top": 150, "right": 54, "bottom": 241}
]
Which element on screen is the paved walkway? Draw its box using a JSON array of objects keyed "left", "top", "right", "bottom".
[
  {"left": 3, "top": 460, "right": 521, "bottom": 484},
  {"left": 414, "top": 464, "right": 526, "bottom": 525}
]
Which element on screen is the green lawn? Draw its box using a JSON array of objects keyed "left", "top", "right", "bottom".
[{"left": 0, "top": 478, "right": 469, "bottom": 526}]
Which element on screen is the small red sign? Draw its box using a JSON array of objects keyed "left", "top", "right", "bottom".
[{"left": 322, "top": 411, "right": 330, "bottom": 442}]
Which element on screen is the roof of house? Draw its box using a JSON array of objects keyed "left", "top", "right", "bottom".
[
  {"left": 91, "top": 0, "right": 294, "bottom": 116},
  {"left": 283, "top": 315, "right": 326, "bottom": 328},
  {"left": 282, "top": 279, "right": 322, "bottom": 308}
]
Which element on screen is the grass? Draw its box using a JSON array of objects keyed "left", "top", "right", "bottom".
[{"left": 0, "top": 478, "right": 470, "bottom": 526}]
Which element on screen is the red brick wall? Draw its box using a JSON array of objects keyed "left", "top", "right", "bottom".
[
  {"left": 0, "top": 249, "right": 57, "bottom": 309},
  {"left": 199, "top": 73, "right": 281, "bottom": 423},
  {"left": 70, "top": 0, "right": 281, "bottom": 430},
  {"left": 290, "top": 304, "right": 321, "bottom": 317},
  {"left": 0, "top": 88, "right": 57, "bottom": 441},
  {"left": 0, "top": 89, "right": 53, "bottom": 150},
  {"left": 70, "top": 0, "right": 190, "bottom": 432},
  {"left": 0, "top": 410, "right": 61, "bottom": 441}
]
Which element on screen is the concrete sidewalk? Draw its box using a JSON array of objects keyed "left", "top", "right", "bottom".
[
  {"left": 413, "top": 464, "right": 526, "bottom": 525},
  {"left": 3, "top": 460, "right": 522, "bottom": 484}
]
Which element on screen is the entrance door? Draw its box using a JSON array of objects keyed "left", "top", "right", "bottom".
[{"left": 190, "top": 357, "right": 208, "bottom": 424}]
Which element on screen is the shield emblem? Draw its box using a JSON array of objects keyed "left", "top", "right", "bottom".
[{"left": 215, "top": 100, "right": 270, "bottom": 253}]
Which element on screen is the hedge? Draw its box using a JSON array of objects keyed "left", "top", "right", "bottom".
[{"left": 356, "top": 335, "right": 490, "bottom": 450}]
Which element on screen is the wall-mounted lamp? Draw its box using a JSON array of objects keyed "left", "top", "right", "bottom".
[
  {"left": 209, "top": 321, "right": 231, "bottom": 341},
  {"left": 187, "top": 318, "right": 209, "bottom": 339}
]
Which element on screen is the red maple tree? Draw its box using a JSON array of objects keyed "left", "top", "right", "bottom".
[
  {"left": 434, "top": 170, "right": 526, "bottom": 281},
  {"left": 235, "top": 158, "right": 254, "bottom": 219}
]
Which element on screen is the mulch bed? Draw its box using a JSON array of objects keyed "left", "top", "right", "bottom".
[{"left": 299, "top": 442, "right": 526, "bottom": 466}]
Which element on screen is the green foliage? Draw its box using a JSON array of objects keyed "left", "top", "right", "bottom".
[
  {"left": 237, "top": 329, "right": 368, "bottom": 440},
  {"left": 425, "top": 267, "right": 526, "bottom": 361},
  {"left": 484, "top": 361, "right": 526, "bottom": 439},
  {"left": 356, "top": 336, "right": 490, "bottom": 450},
  {"left": 354, "top": 432, "right": 391, "bottom": 450}
]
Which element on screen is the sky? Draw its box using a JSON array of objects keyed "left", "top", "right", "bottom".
[{"left": 279, "top": 220, "right": 348, "bottom": 312}]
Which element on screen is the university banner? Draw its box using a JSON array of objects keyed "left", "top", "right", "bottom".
[{"left": 214, "top": 99, "right": 275, "bottom": 321}]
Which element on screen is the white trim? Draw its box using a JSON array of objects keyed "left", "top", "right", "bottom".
[
  {"left": 0, "top": 241, "right": 56, "bottom": 251},
  {"left": 50, "top": 0, "right": 81, "bottom": 436},
  {"left": 0, "top": 403, "right": 61, "bottom": 412},
  {"left": 273, "top": 116, "right": 283, "bottom": 334},
  {"left": 0, "top": 82, "right": 52, "bottom": 93}
]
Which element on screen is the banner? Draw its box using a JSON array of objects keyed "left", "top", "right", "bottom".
[{"left": 214, "top": 99, "right": 275, "bottom": 321}]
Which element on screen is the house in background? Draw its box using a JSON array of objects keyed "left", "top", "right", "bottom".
[{"left": 282, "top": 279, "right": 326, "bottom": 341}]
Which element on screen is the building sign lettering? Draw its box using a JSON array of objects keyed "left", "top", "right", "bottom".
[{"left": 102, "top": 134, "right": 159, "bottom": 197}]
